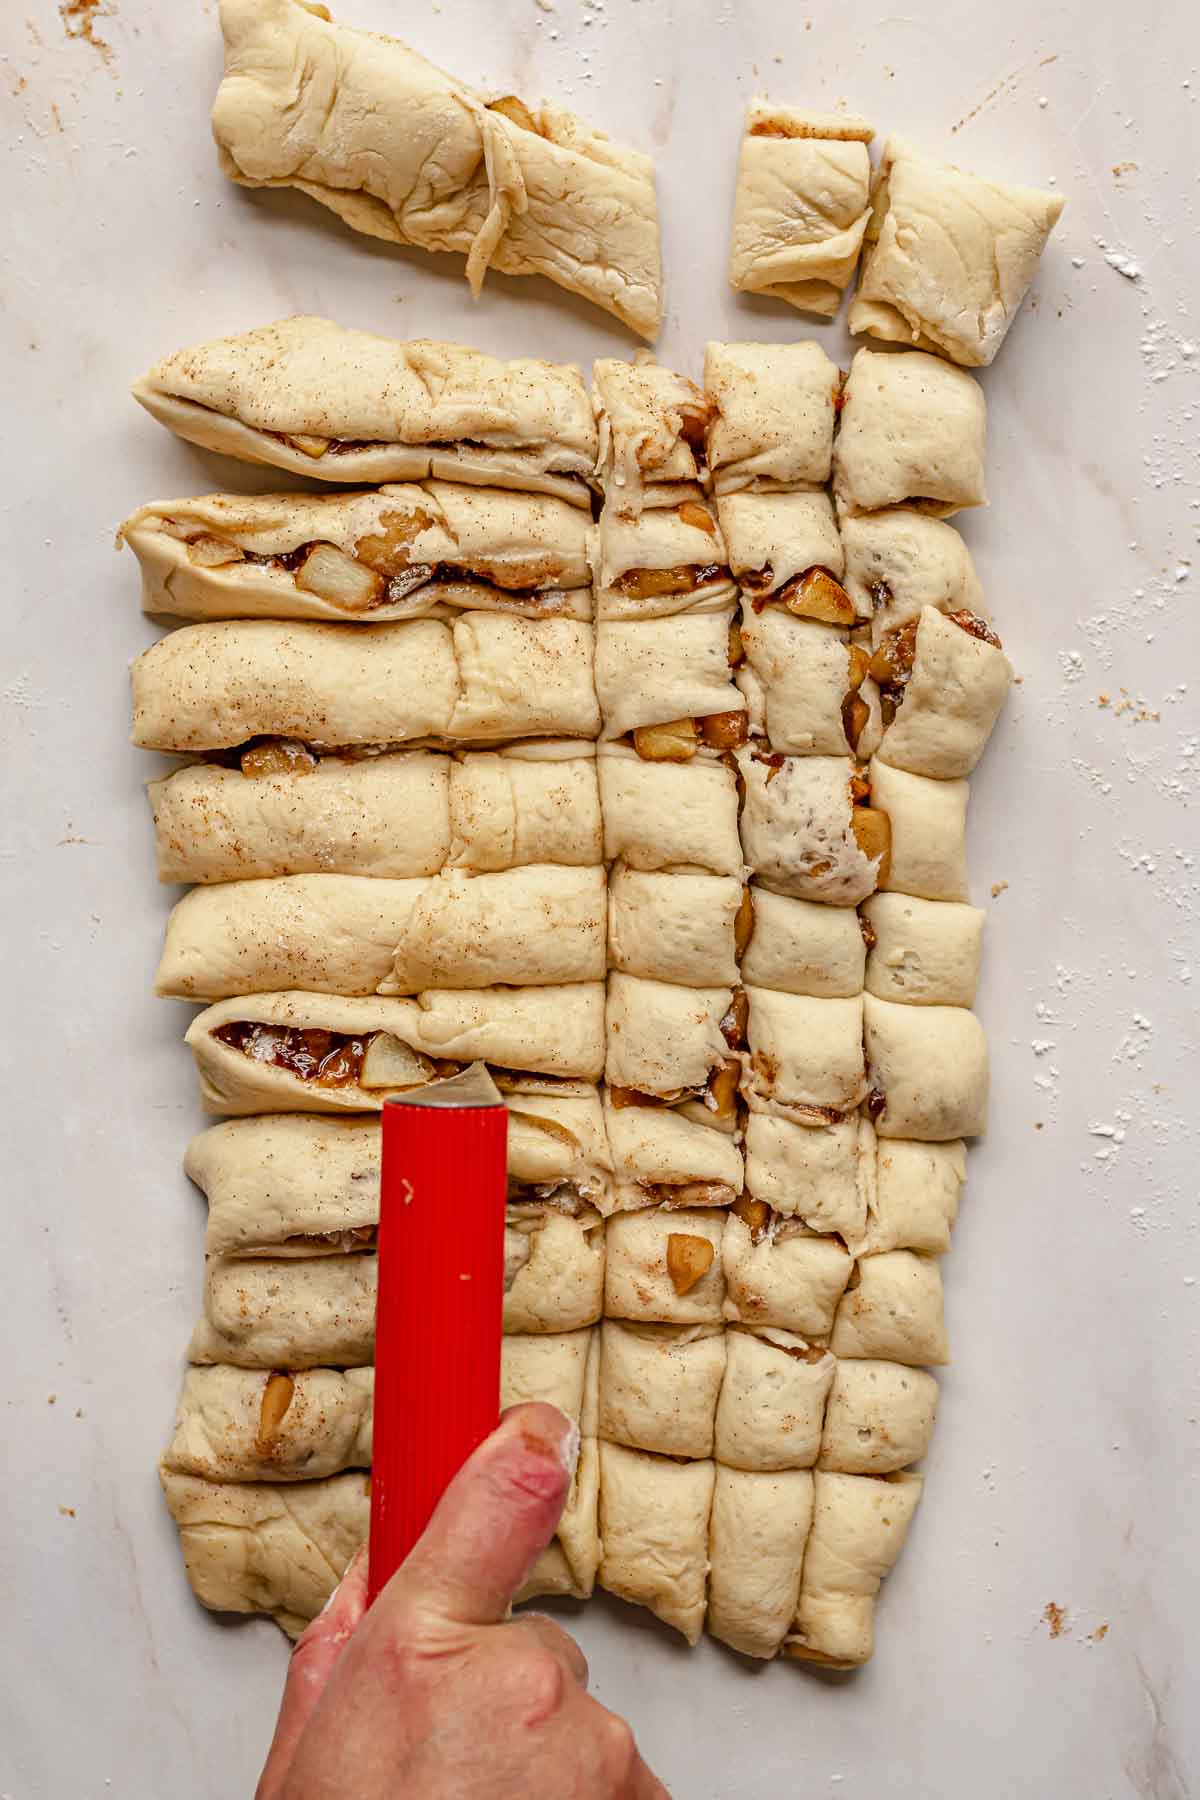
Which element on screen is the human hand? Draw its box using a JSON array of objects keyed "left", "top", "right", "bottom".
[{"left": 257, "top": 1402, "right": 669, "bottom": 1798}]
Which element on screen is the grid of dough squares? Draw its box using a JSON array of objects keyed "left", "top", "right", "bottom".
[{"left": 131, "top": 317, "right": 1012, "bottom": 1668}]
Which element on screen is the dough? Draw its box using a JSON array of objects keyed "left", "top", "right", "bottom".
[
  {"left": 604, "top": 1208, "right": 727, "bottom": 1326},
  {"left": 160, "top": 1469, "right": 370, "bottom": 1637},
  {"left": 120, "top": 480, "right": 592, "bottom": 624},
  {"left": 594, "top": 493, "right": 735, "bottom": 620},
  {"left": 834, "top": 349, "right": 987, "bottom": 517},
  {"left": 851, "top": 1138, "right": 965, "bottom": 1258},
  {"left": 597, "top": 1321, "right": 727, "bottom": 1458},
  {"left": 786, "top": 1470, "right": 923, "bottom": 1667},
  {"left": 869, "top": 760, "right": 970, "bottom": 903},
  {"left": 503, "top": 1206, "right": 606, "bottom": 1334},
  {"left": 707, "top": 1467, "right": 814, "bottom": 1659},
  {"left": 502, "top": 1331, "right": 603, "bottom": 1601},
  {"left": 504, "top": 1091, "right": 612, "bottom": 1210},
  {"left": 743, "top": 989, "right": 867, "bottom": 1122},
  {"left": 148, "top": 750, "right": 452, "bottom": 885},
  {"left": 603, "top": 1094, "right": 743, "bottom": 1214},
  {"left": 607, "top": 867, "right": 742, "bottom": 987},
  {"left": 597, "top": 1443, "right": 715, "bottom": 1644},
  {"left": 830, "top": 1251, "right": 949, "bottom": 1366},
  {"left": 446, "top": 615, "right": 601, "bottom": 742},
  {"left": 447, "top": 745, "right": 602, "bottom": 871},
  {"left": 864, "top": 994, "right": 988, "bottom": 1140},
  {"left": 743, "top": 1113, "right": 872, "bottom": 1241},
  {"left": 739, "top": 608, "right": 881, "bottom": 759},
  {"left": 727, "top": 101, "right": 874, "bottom": 317},
  {"left": 518, "top": 1436, "right": 602, "bottom": 1602},
  {"left": 134, "top": 315, "right": 598, "bottom": 503},
  {"left": 604, "top": 973, "right": 735, "bottom": 1103},
  {"left": 592, "top": 355, "right": 711, "bottom": 510},
  {"left": 163, "top": 1365, "right": 374, "bottom": 1482},
  {"left": 717, "top": 488, "right": 845, "bottom": 598},
  {"left": 850, "top": 138, "right": 1065, "bottom": 368},
  {"left": 212, "top": 3, "right": 662, "bottom": 338},
  {"left": 598, "top": 746, "right": 743, "bottom": 876},
  {"left": 703, "top": 340, "right": 840, "bottom": 492},
  {"left": 875, "top": 607, "right": 1013, "bottom": 779},
  {"left": 840, "top": 508, "right": 985, "bottom": 643},
  {"left": 818, "top": 1359, "right": 939, "bottom": 1474},
  {"left": 189, "top": 1253, "right": 378, "bottom": 1369},
  {"left": 382, "top": 865, "right": 607, "bottom": 994},
  {"left": 501, "top": 1329, "right": 594, "bottom": 1421},
  {"left": 862, "top": 893, "right": 985, "bottom": 1008},
  {"left": 595, "top": 614, "right": 744, "bottom": 739},
  {"left": 713, "top": 1327, "right": 835, "bottom": 1471},
  {"left": 721, "top": 1214, "right": 853, "bottom": 1337},
  {"left": 736, "top": 749, "right": 882, "bottom": 908},
  {"left": 411, "top": 983, "right": 607, "bottom": 1080},
  {"left": 740, "top": 886, "right": 866, "bottom": 998}
]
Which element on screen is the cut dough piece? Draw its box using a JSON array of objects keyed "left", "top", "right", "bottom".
[
  {"left": 595, "top": 614, "right": 744, "bottom": 740},
  {"left": 736, "top": 749, "right": 883, "bottom": 908},
  {"left": 212, "top": 5, "right": 662, "bottom": 338},
  {"left": 148, "top": 750, "right": 452, "bottom": 885},
  {"left": 163, "top": 1365, "right": 374, "bottom": 1483},
  {"left": 602, "top": 1093, "right": 744, "bottom": 1215},
  {"left": 739, "top": 607, "right": 881, "bottom": 759},
  {"left": 447, "top": 745, "right": 602, "bottom": 872},
  {"left": 134, "top": 316, "right": 598, "bottom": 503},
  {"left": 819, "top": 1360, "right": 939, "bottom": 1474},
  {"left": 518, "top": 1436, "right": 602, "bottom": 1603},
  {"left": 717, "top": 488, "right": 845, "bottom": 600},
  {"left": 501, "top": 1329, "right": 594, "bottom": 1423},
  {"left": 863, "top": 893, "right": 985, "bottom": 1008},
  {"left": 594, "top": 492, "right": 735, "bottom": 621},
  {"left": 875, "top": 607, "right": 1013, "bottom": 779},
  {"left": 504, "top": 1090, "right": 612, "bottom": 1209},
  {"left": 727, "top": 101, "right": 874, "bottom": 317},
  {"left": 744, "top": 1113, "right": 872, "bottom": 1241},
  {"left": 504, "top": 1206, "right": 606, "bottom": 1334},
  {"left": 120, "top": 480, "right": 592, "bottom": 624},
  {"left": 722, "top": 1214, "right": 853, "bottom": 1337},
  {"left": 834, "top": 349, "right": 987, "bottom": 518},
  {"left": 189, "top": 1253, "right": 378, "bottom": 1369},
  {"left": 383, "top": 865, "right": 607, "bottom": 994},
  {"left": 851, "top": 1138, "right": 966, "bottom": 1258},
  {"left": 160, "top": 1469, "right": 370, "bottom": 1638},
  {"left": 707, "top": 1466, "right": 815, "bottom": 1659},
  {"left": 189, "top": 1114, "right": 382, "bottom": 1257},
  {"left": 607, "top": 868, "right": 743, "bottom": 987},
  {"left": 850, "top": 138, "right": 1065, "bottom": 368},
  {"left": 785, "top": 1470, "right": 923, "bottom": 1667},
  {"left": 604, "top": 1208, "right": 727, "bottom": 1325},
  {"left": 830, "top": 1251, "right": 949, "bottom": 1367},
  {"left": 597, "top": 1443, "right": 715, "bottom": 1644},
  {"left": 840, "top": 509, "right": 985, "bottom": 643},
  {"left": 598, "top": 745, "right": 743, "bottom": 876},
  {"left": 864, "top": 994, "right": 988, "bottom": 1140},
  {"left": 592, "top": 355, "right": 712, "bottom": 510},
  {"left": 743, "top": 988, "right": 867, "bottom": 1123},
  {"left": 597, "top": 1321, "right": 727, "bottom": 1458},
  {"left": 713, "top": 1326, "right": 835, "bottom": 1471},
  {"left": 704, "top": 340, "right": 840, "bottom": 492},
  {"left": 869, "top": 760, "right": 969, "bottom": 903},
  {"left": 604, "top": 973, "right": 737, "bottom": 1109},
  {"left": 412, "top": 984, "right": 606, "bottom": 1081},
  {"left": 448, "top": 615, "right": 601, "bottom": 742},
  {"left": 740, "top": 887, "right": 866, "bottom": 999}
]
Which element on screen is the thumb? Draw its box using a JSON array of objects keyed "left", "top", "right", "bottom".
[
  {"left": 378, "top": 1402, "right": 578, "bottom": 1632},
  {"left": 256, "top": 1545, "right": 369, "bottom": 1799}
]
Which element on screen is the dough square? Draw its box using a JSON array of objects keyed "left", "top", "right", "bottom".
[
  {"left": 594, "top": 613, "right": 744, "bottom": 739},
  {"left": 721, "top": 1213, "right": 853, "bottom": 1337},
  {"left": 869, "top": 760, "right": 970, "bottom": 904},
  {"left": 603, "top": 1096, "right": 744, "bottom": 1214},
  {"left": 818, "top": 1358, "right": 939, "bottom": 1474},
  {"left": 707, "top": 1466, "right": 815, "bottom": 1659},
  {"left": 743, "top": 1112, "right": 871, "bottom": 1241},
  {"left": 607, "top": 867, "right": 742, "bottom": 988},
  {"left": 851, "top": 1138, "right": 965, "bottom": 1257},
  {"left": 704, "top": 340, "right": 841, "bottom": 492},
  {"left": 604, "top": 1207, "right": 727, "bottom": 1325},
  {"left": 862, "top": 892, "right": 985, "bottom": 1009},
  {"left": 713, "top": 1327, "right": 835, "bottom": 1471},
  {"left": 717, "top": 488, "right": 844, "bottom": 596},
  {"left": 503, "top": 1205, "right": 606, "bottom": 1334},
  {"left": 742, "top": 988, "right": 867, "bottom": 1122},
  {"left": 830, "top": 1249, "right": 949, "bottom": 1366},
  {"left": 864, "top": 993, "right": 988, "bottom": 1141},
  {"left": 605, "top": 972, "right": 735, "bottom": 1104},
  {"left": 786, "top": 1470, "right": 923, "bottom": 1667},
  {"left": 598, "top": 745, "right": 743, "bottom": 877},
  {"left": 834, "top": 349, "right": 987, "bottom": 517},
  {"left": 597, "top": 1442, "right": 716, "bottom": 1644},
  {"left": 875, "top": 606, "right": 1013, "bottom": 782},
  {"left": 840, "top": 508, "right": 985, "bottom": 644},
  {"left": 597, "top": 1320, "right": 727, "bottom": 1458}
]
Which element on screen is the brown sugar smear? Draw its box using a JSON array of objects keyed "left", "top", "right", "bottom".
[{"left": 60, "top": 0, "right": 114, "bottom": 62}]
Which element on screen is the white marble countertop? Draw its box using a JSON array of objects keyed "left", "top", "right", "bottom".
[{"left": 1, "top": 0, "right": 1197, "bottom": 1793}]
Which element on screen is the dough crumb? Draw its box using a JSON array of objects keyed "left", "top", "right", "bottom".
[
  {"left": 1043, "top": 1600, "right": 1068, "bottom": 1639},
  {"left": 991, "top": 880, "right": 1008, "bottom": 897}
]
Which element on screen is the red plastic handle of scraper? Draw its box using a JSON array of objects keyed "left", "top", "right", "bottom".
[{"left": 367, "top": 1098, "right": 508, "bottom": 1606}]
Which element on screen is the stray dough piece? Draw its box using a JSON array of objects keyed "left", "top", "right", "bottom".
[
  {"left": 597, "top": 1321, "right": 727, "bottom": 1458},
  {"left": 834, "top": 349, "right": 987, "bottom": 518},
  {"left": 840, "top": 508, "right": 985, "bottom": 644},
  {"left": 707, "top": 1466, "right": 815, "bottom": 1659},
  {"left": 598, "top": 745, "right": 743, "bottom": 876},
  {"left": 740, "top": 886, "right": 866, "bottom": 999},
  {"left": 863, "top": 893, "right": 985, "bottom": 1008},
  {"left": 597, "top": 1442, "right": 715, "bottom": 1644},
  {"left": 713, "top": 1327, "right": 835, "bottom": 1471},
  {"left": 869, "top": 760, "right": 969, "bottom": 903},
  {"left": 189, "top": 1253, "right": 378, "bottom": 1369},
  {"left": 742, "top": 988, "right": 867, "bottom": 1123},
  {"left": 722, "top": 1213, "right": 853, "bottom": 1337},
  {"left": 736, "top": 749, "right": 882, "bottom": 908},
  {"left": 704, "top": 340, "right": 841, "bottom": 493},
  {"left": 850, "top": 138, "right": 1065, "bottom": 368},
  {"left": 875, "top": 607, "right": 1013, "bottom": 780},
  {"left": 160, "top": 1468, "right": 370, "bottom": 1638},
  {"left": 819, "top": 1359, "right": 939, "bottom": 1474},
  {"left": 717, "top": 488, "right": 845, "bottom": 600},
  {"left": 382, "top": 865, "right": 607, "bottom": 994},
  {"left": 864, "top": 994, "right": 988, "bottom": 1141},
  {"left": 744, "top": 1113, "right": 872, "bottom": 1241},
  {"left": 786, "top": 1470, "right": 923, "bottom": 1667},
  {"left": 134, "top": 316, "right": 598, "bottom": 503},
  {"left": 594, "top": 493, "right": 735, "bottom": 621},
  {"left": 602, "top": 1092, "right": 744, "bottom": 1215},
  {"left": 851, "top": 1138, "right": 965, "bottom": 1258},
  {"left": 728, "top": 100, "right": 874, "bottom": 317},
  {"left": 447, "top": 745, "right": 602, "bottom": 872},
  {"left": 604, "top": 973, "right": 736, "bottom": 1107},
  {"left": 739, "top": 607, "right": 882, "bottom": 759},
  {"left": 595, "top": 614, "right": 744, "bottom": 740},
  {"left": 830, "top": 1251, "right": 949, "bottom": 1367},
  {"left": 604, "top": 1208, "right": 727, "bottom": 1325},
  {"left": 607, "top": 868, "right": 743, "bottom": 988},
  {"left": 212, "top": 3, "right": 662, "bottom": 338},
  {"left": 148, "top": 750, "right": 452, "bottom": 885},
  {"left": 163, "top": 1365, "right": 374, "bottom": 1483},
  {"left": 592, "top": 356, "right": 713, "bottom": 511},
  {"left": 504, "top": 1207, "right": 606, "bottom": 1334}
]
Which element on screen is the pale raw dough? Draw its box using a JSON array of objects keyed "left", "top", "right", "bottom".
[
  {"left": 863, "top": 892, "right": 985, "bottom": 1008},
  {"left": 743, "top": 1113, "right": 872, "bottom": 1242},
  {"left": 819, "top": 1359, "right": 939, "bottom": 1474},
  {"left": 448, "top": 615, "right": 601, "bottom": 742},
  {"left": 727, "top": 101, "right": 874, "bottom": 317},
  {"left": 740, "top": 886, "right": 866, "bottom": 998},
  {"left": 447, "top": 745, "right": 602, "bottom": 872},
  {"left": 604, "top": 973, "right": 734, "bottom": 1102},
  {"left": 595, "top": 613, "right": 743, "bottom": 738},
  {"left": 786, "top": 1470, "right": 923, "bottom": 1667},
  {"left": 834, "top": 349, "right": 987, "bottom": 517},
  {"left": 504, "top": 1090, "right": 612, "bottom": 1209},
  {"left": 876, "top": 607, "right": 1013, "bottom": 779},
  {"left": 411, "top": 983, "right": 607, "bottom": 1080},
  {"left": 504, "top": 1206, "right": 606, "bottom": 1334},
  {"left": 598, "top": 746, "right": 743, "bottom": 876},
  {"left": 704, "top": 340, "right": 840, "bottom": 492},
  {"left": 717, "top": 487, "right": 845, "bottom": 596},
  {"left": 864, "top": 994, "right": 989, "bottom": 1140},
  {"left": 707, "top": 1466, "right": 814, "bottom": 1659},
  {"left": 851, "top": 1138, "right": 966, "bottom": 1258},
  {"left": 850, "top": 138, "right": 1065, "bottom": 368},
  {"left": 604, "top": 1208, "right": 727, "bottom": 1326},
  {"left": 597, "top": 1320, "right": 727, "bottom": 1458},
  {"left": 592, "top": 355, "right": 711, "bottom": 510},
  {"left": 830, "top": 1251, "right": 949, "bottom": 1367},
  {"left": 736, "top": 749, "right": 880, "bottom": 908},
  {"left": 593, "top": 492, "right": 735, "bottom": 621},
  {"left": 840, "top": 508, "right": 985, "bottom": 643},
  {"left": 163, "top": 1365, "right": 374, "bottom": 1482},
  {"left": 607, "top": 867, "right": 742, "bottom": 987},
  {"left": 501, "top": 1329, "right": 594, "bottom": 1421},
  {"left": 189, "top": 1253, "right": 378, "bottom": 1369},
  {"left": 721, "top": 1214, "right": 853, "bottom": 1337},
  {"left": 739, "top": 608, "right": 881, "bottom": 758},
  {"left": 602, "top": 1093, "right": 743, "bottom": 1214},
  {"left": 743, "top": 988, "right": 867, "bottom": 1122},
  {"left": 597, "top": 1442, "right": 715, "bottom": 1644},
  {"left": 518, "top": 1435, "right": 602, "bottom": 1603},
  {"left": 189, "top": 1114, "right": 382, "bottom": 1257},
  {"left": 134, "top": 316, "right": 598, "bottom": 502},
  {"left": 382, "top": 865, "right": 607, "bottom": 994},
  {"left": 713, "top": 1327, "right": 834, "bottom": 1471},
  {"left": 869, "top": 760, "right": 970, "bottom": 903}
]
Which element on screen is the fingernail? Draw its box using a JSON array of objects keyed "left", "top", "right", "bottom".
[{"left": 515, "top": 1405, "right": 580, "bottom": 1480}]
